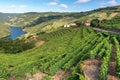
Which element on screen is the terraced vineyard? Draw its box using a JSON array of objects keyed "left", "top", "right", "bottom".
[{"left": 0, "top": 26, "right": 120, "bottom": 80}]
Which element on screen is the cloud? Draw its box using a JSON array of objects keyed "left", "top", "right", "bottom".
[
  {"left": 108, "top": 0, "right": 118, "bottom": 5},
  {"left": 99, "top": 2, "right": 106, "bottom": 8},
  {"left": 99, "top": 0, "right": 118, "bottom": 8},
  {"left": 76, "top": 0, "right": 91, "bottom": 3},
  {"left": 47, "top": 2, "right": 57, "bottom": 6},
  {"left": 60, "top": 4, "right": 68, "bottom": 8}
]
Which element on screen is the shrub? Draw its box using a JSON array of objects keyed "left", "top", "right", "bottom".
[{"left": 0, "top": 39, "right": 35, "bottom": 54}]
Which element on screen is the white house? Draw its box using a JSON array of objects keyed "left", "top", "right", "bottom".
[
  {"left": 64, "top": 24, "right": 70, "bottom": 28},
  {"left": 64, "top": 23, "right": 77, "bottom": 28}
]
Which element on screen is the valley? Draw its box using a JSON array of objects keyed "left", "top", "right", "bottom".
[{"left": 0, "top": 5, "right": 120, "bottom": 80}]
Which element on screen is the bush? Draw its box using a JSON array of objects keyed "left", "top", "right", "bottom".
[
  {"left": 91, "top": 18, "right": 99, "bottom": 27},
  {"left": 0, "top": 39, "right": 35, "bottom": 54}
]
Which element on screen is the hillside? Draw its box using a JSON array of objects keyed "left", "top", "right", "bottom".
[
  {"left": 0, "top": 6, "right": 119, "bottom": 38},
  {"left": 0, "top": 24, "right": 10, "bottom": 38},
  {"left": 4, "top": 5, "right": 120, "bottom": 35},
  {"left": 0, "top": 13, "right": 18, "bottom": 23},
  {"left": 0, "top": 13, "right": 18, "bottom": 38},
  {"left": 0, "top": 26, "right": 120, "bottom": 80},
  {"left": 6, "top": 12, "right": 86, "bottom": 34},
  {"left": 0, "top": 6, "right": 120, "bottom": 80}
]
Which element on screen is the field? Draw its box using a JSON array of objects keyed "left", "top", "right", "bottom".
[{"left": 0, "top": 26, "right": 120, "bottom": 80}]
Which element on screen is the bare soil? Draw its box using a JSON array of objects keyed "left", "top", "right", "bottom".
[
  {"left": 27, "top": 70, "right": 71, "bottom": 80},
  {"left": 35, "top": 40, "right": 45, "bottom": 47},
  {"left": 81, "top": 59, "right": 101, "bottom": 80},
  {"left": 52, "top": 70, "right": 72, "bottom": 80},
  {"left": 107, "top": 75, "right": 120, "bottom": 80},
  {"left": 107, "top": 44, "right": 120, "bottom": 80},
  {"left": 29, "top": 73, "right": 48, "bottom": 80}
]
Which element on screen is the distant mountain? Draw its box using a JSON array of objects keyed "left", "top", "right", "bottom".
[
  {"left": 6, "top": 5, "right": 120, "bottom": 26},
  {"left": 1, "top": 5, "right": 120, "bottom": 37},
  {"left": 79, "top": 5, "right": 120, "bottom": 21},
  {"left": 0, "top": 13, "right": 19, "bottom": 23}
]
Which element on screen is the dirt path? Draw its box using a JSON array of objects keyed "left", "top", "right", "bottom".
[
  {"left": 107, "top": 44, "right": 120, "bottom": 80},
  {"left": 108, "top": 44, "right": 117, "bottom": 76}
]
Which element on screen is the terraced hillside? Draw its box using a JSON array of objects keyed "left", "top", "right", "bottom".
[{"left": 0, "top": 26, "right": 120, "bottom": 80}]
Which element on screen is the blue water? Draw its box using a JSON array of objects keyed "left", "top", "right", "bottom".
[{"left": 6, "top": 27, "right": 26, "bottom": 39}]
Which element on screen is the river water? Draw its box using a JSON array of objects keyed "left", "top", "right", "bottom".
[{"left": 5, "top": 27, "right": 26, "bottom": 39}]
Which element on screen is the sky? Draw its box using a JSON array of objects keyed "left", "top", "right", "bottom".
[{"left": 0, "top": 0, "right": 120, "bottom": 13}]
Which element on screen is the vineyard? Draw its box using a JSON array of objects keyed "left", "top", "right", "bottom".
[{"left": 0, "top": 26, "right": 120, "bottom": 80}]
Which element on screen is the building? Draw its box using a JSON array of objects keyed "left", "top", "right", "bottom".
[
  {"left": 84, "top": 21, "right": 91, "bottom": 26},
  {"left": 64, "top": 24, "right": 70, "bottom": 28},
  {"left": 64, "top": 23, "right": 77, "bottom": 28},
  {"left": 32, "top": 34, "right": 38, "bottom": 40}
]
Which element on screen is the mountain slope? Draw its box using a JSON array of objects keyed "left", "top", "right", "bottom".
[
  {"left": 1, "top": 5, "right": 120, "bottom": 38},
  {"left": 0, "top": 13, "right": 18, "bottom": 23},
  {"left": 0, "top": 13, "right": 18, "bottom": 38},
  {"left": 0, "top": 27, "right": 120, "bottom": 80}
]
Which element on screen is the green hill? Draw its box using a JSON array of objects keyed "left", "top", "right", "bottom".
[
  {"left": 0, "top": 26, "right": 120, "bottom": 80},
  {"left": 2, "top": 5, "right": 119, "bottom": 36},
  {"left": 0, "top": 13, "right": 18, "bottom": 23},
  {"left": 0, "top": 6, "right": 120, "bottom": 80}
]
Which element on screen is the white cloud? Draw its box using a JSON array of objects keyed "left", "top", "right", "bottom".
[
  {"left": 60, "top": 4, "right": 68, "bottom": 8},
  {"left": 99, "top": 2, "right": 106, "bottom": 8},
  {"left": 108, "top": 0, "right": 118, "bottom": 5},
  {"left": 76, "top": 0, "right": 91, "bottom": 3},
  {"left": 47, "top": 2, "right": 57, "bottom": 6},
  {"left": 99, "top": 0, "right": 118, "bottom": 8}
]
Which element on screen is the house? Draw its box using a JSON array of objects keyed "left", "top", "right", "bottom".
[
  {"left": 32, "top": 34, "right": 38, "bottom": 40},
  {"left": 84, "top": 20, "right": 91, "bottom": 26},
  {"left": 64, "top": 24, "right": 70, "bottom": 28},
  {"left": 70, "top": 23, "right": 77, "bottom": 26},
  {"left": 64, "top": 23, "right": 77, "bottom": 28}
]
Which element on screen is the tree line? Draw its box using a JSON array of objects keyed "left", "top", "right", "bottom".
[{"left": 0, "top": 39, "right": 35, "bottom": 54}]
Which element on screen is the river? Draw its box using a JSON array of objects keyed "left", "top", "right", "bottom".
[{"left": 5, "top": 26, "right": 26, "bottom": 39}]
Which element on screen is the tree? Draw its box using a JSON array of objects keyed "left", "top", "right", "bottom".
[
  {"left": 74, "top": 20, "right": 83, "bottom": 27},
  {"left": 91, "top": 18, "right": 99, "bottom": 27}
]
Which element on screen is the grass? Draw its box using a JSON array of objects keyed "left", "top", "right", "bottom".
[
  {"left": 0, "top": 26, "right": 120, "bottom": 80},
  {"left": 0, "top": 27, "right": 77, "bottom": 79}
]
